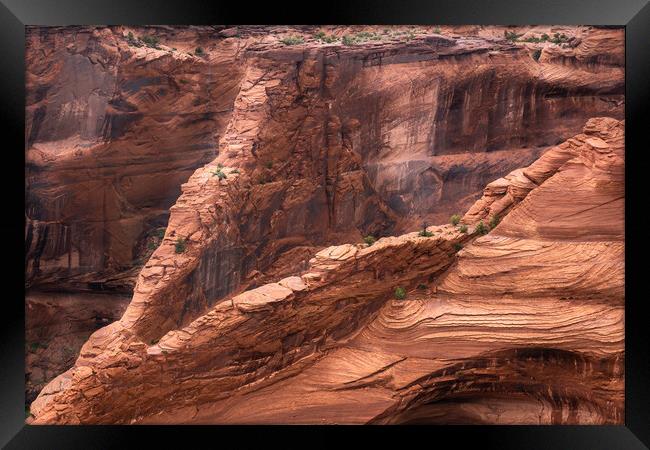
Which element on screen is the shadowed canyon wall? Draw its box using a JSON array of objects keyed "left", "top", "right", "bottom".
[
  {"left": 25, "top": 25, "right": 624, "bottom": 421},
  {"left": 26, "top": 25, "right": 623, "bottom": 291}
]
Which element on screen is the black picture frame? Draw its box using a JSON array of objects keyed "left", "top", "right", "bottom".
[{"left": 2, "top": 0, "right": 648, "bottom": 448}]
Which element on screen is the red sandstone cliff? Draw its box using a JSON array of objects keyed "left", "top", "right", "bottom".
[
  {"left": 25, "top": 25, "right": 624, "bottom": 424},
  {"left": 25, "top": 25, "right": 623, "bottom": 291},
  {"left": 29, "top": 117, "right": 623, "bottom": 424}
]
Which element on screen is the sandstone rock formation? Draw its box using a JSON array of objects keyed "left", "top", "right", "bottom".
[
  {"left": 25, "top": 25, "right": 624, "bottom": 424},
  {"left": 29, "top": 117, "right": 623, "bottom": 424},
  {"left": 26, "top": 25, "right": 624, "bottom": 291}
]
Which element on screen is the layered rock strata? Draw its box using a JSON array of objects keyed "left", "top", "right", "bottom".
[
  {"left": 26, "top": 25, "right": 624, "bottom": 291},
  {"left": 30, "top": 225, "right": 470, "bottom": 423},
  {"left": 25, "top": 24, "right": 624, "bottom": 423},
  {"left": 30, "top": 117, "right": 623, "bottom": 424}
]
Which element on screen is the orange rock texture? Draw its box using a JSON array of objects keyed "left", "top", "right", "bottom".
[
  {"left": 29, "top": 117, "right": 623, "bottom": 424},
  {"left": 25, "top": 25, "right": 624, "bottom": 424}
]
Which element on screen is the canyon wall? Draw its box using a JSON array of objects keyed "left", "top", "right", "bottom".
[
  {"left": 30, "top": 117, "right": 624, "bottom": 424},
  {"left": 26, "top": 25, "right": 624, "bottom": 291},
  {"left": 25, "top": 25, "right": 624, "bottom": 423}
]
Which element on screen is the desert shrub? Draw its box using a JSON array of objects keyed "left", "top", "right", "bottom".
[
  {"left": 418, "top": 222, "right": 434, "bottom": 237},
  {"left": 475, "top": 221, "right": 489, "bottom": 235},
  {"left": 212, "top": 168, "right": 227, "bottom": 180},
  {"left": 417, "top": 283, "right": 427, "bottom": 290},
  {"left": 523, "top": 35, "right": 543, "bottom": 43},
  {"left": 231, "top": 168, "right": 240, "bottom": 174},
  {"left": 314, "top": 31, "right": 338, "bottom": 43},
  {"left": 147, "top": 241, "right": 157, "bottom": 250},
  {"left": 489, "top": 214, "right": 501, "bottom": 229},
  {"left": 433, "top": 26, "right": 442, "bottom": 34},
  {"left": 126, "top": 31, "right": 142, "bottom": 47},
  {"left": 450, "top": 214, "right": 461, "bottom": 226},
  {"left": 217, "top": 163, "right": 224, "bottom": 169},
  {"left": 394, "top": 286, "right": 406, "bottom": 300},
  {"left": 549, "top": 32, "right": 570, "bottom": 45},
  {"left": 504, "top": 30, "right": 522, "bottom": 42},
  {"left": 174, "top": 236, "right": 187, "bottom": 254},
  {"left": 532, "top": 49, "right": 542, "bottom": 61},
  {"left": 342, "top": 34, "right": 356, "bottom": 45},
  {"left": 363, "top": 235, "right": 376, "bottom": 246},
  {"left": 454, "top": 243, "right": 463, "bottom": 251},
  {"left": 194, "top": 46, "right": 204, "bottom": 55},
  {"left": 156, "top": 228, "right": 166, "bottom": 238},
  {"left": 264, "top": 160, "right": 273, "bottom": 169},
  {"left": 541, "top": 33, "right": 550, "bottom": 41},
  {"left": 258, "top": 176, "right": 267, "bottom": 185},
  {"left": 322, "top": 34, "right": 339, "bottom": 43},
  {"left": 354, "top": 31, "right": 381, "bottom": 42},
  {"left": 141, "top": 35, "right": 160, "bottom": 49},
  {"left": 459, "top": 224, "right": 468, "bottom": 233},
  {"left": 280, "top": 36, "right": 304, "bottom": 45}
]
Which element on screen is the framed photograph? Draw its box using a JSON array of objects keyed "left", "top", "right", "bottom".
[{"left": 2, "top": 0, "right": 648, "bottom": 447}]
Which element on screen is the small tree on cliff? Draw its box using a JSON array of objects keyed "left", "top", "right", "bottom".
[
  {"left": 450, "top": 214, "right": 461, "bottom": 226},
  {"left": 419, "top": 222, "right": 434, "bottom": 237},
  {"left": 394, "top": 286, "right": 407, "bottom": 300}
]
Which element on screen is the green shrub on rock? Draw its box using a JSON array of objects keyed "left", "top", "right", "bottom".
[
  {"left": 174, "top": 237, "right": 187, "bottom": 254},
  {"left": 280, "top": 36, "right": 304, "bottom": 45},
  {"left": 489, "top": 214, "right": 501, "bottom": 229},
  {"left": 475, "top": 221, "right": 489, "bottom": 235},
  {"left": 418, "top": 222, "right": 434, "bottom": 237}
]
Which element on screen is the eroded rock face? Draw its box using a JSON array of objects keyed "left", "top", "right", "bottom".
[
  {"left": 25, "top": 26, "right": 246, "bottom": 291},
  {"left": 30, "top": 118, "right": 623, "bottom": 424},
  {"left": 26, "top": 25, "right": 624, "bottom": 424},
  {"left": 26, "top": 25, "right": 624, "bottom": 292},
  {"left": 30, "top": 226, "right": 469, "bottom": 423}
]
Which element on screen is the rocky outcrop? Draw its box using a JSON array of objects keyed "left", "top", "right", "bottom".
[
  {"left": 30, "top": 225, "right": 470, "bottom": 423},
  {"left": 30, "top": 117, "right": 623, "bottom": 424},
  {"left": 462, "top": 116, "right": 624, "bottom": 234},
  {"left": 25, "top": 24, "right": 624, "bottom": 424}
]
